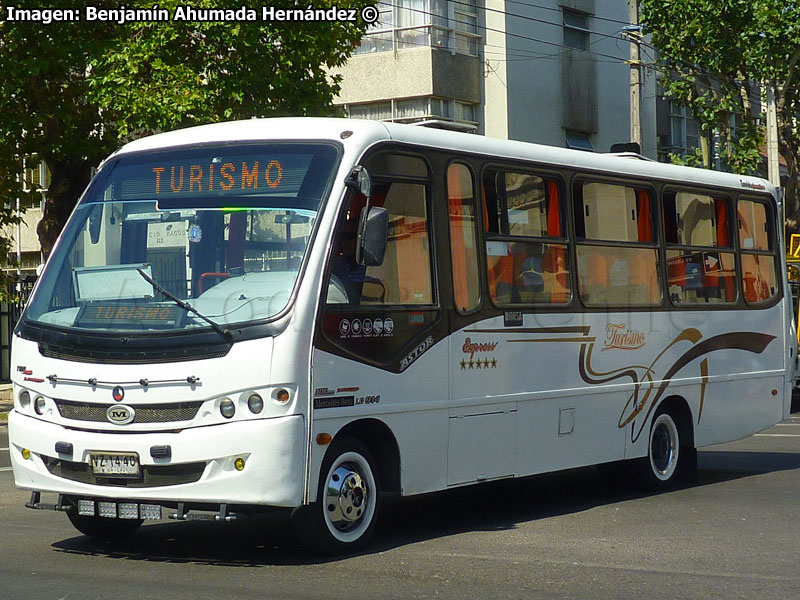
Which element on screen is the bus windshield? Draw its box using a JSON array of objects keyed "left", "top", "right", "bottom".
[{"left": 25, "top": 142, "right": 340, "bottom": 333}]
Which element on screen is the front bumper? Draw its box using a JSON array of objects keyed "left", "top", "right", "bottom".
[{"left": 9, "top": 411, "right": 306, "bottom": 508}]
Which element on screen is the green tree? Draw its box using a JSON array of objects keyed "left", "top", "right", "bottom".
[
  {"left": 639, "top": 0, "right": 800, "bottom": 230},
  {"left": 0, "top": 0, "right": 371, "bottom": 265}
]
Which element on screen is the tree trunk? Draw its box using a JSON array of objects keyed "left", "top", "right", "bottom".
[{"left": 36, "top": 158, "right": 94, "bottom": 258}]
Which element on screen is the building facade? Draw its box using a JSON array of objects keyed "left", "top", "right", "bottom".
[{"left": 331, "top": 0, "right": 660, "bottom": 157}]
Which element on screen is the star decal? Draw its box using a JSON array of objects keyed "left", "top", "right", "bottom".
[{"left": 460, "top": 359, "right": 466, "bottom": 370}]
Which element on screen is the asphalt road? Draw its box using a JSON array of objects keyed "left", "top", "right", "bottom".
[{"left": 1, "top": 413, "right": 799, "bottom": 600}]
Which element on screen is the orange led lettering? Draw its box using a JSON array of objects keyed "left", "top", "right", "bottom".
[
  {"left": 145, "top": 308, "right": 161, "bottom": 319},
  {"left": 152, "top": 167, "right": 165, "bottom": 194},
  {"left": 170, "top": 166, "right": 185, "bottom": 192},
  {"left": 209, "top": 163, "right": 215, "bottom": 191},
  {"left": 220, "top": 163, "right": 235, "bottom": 190},
  {"left": 190, "top": 165, "right": 203, "bottom": 192},
  {"left": 242, "top": 161, "right": 259, "bottom": 189},
  {"left": 265, "top": 160, "right": 283, "bottom": 188}
]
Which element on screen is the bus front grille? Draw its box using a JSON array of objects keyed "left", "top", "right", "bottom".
[
  {"left": 42, "top": 456, "right": 206, "bottom": 487},
  {"left": 54, "top": 400, "right": 204, "bottom": 424}
]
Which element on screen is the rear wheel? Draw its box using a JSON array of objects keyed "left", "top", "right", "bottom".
[
  {"left": 291, "top": 437, "right": 380, "bottom": 555},
  {"left": 634, "top": 407, "right": 685, "bottom": 490},
  {"left": 66, "top": 509, "right": 142, "bottom": 541}
]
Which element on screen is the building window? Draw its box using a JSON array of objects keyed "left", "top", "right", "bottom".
[
  {"left": 667, "top": 101, "right": 701, "bottom": 156},
  {"left": 563, "top": 10, "right": 590, "bottom": 51},
  {"left": 346, "top": 97, "right": 479, "bottom": 128},
  {"left": 565, "top": 130, "right": 594, "bottom": 152},
  {"left": 356, "top": 0, "right": 480, "bottom": 56}
]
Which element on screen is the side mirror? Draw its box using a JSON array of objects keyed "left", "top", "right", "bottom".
[
  {"left": 345, "top": 165, "right": 372, "bottom": 198},
  {"left": 356, "top": 206, "right": 388, "bottom": 266}
]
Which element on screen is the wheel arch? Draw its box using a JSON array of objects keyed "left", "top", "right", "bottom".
[
  {"left": 333, "top": 418, "right": 401, "bottom": 494},
  {"left": 655, "top": 395, "right": 696, "bottom": 449}
]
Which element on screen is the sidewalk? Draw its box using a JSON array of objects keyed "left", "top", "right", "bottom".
[{"left": 0, "top": 383, "right": 13, "bottom": 414}]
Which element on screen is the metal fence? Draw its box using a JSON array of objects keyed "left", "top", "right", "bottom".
[{"left": 1, "top": 276, "right": 37, "bottom": 382}]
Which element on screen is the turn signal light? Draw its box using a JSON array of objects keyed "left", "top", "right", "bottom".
[
  {"left": 275, "top": 389, "right": 290, "bottom": 404},
  {"left": 316, "top": 433, "right": 332, "bottom": 445},
  {"left": 234, "top": 457, "right": 246, "bottom": 471},
  {"left": 21, "top": 448, "right": 31, "bottom": 460}
]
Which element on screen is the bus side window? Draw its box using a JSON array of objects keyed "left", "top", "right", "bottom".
[
  {"left": 739, "top": 197, "right": 778, "bottom": 304},
  {"left": 482, "top": 169, "right": 570, "bottom": 306},
  {"left": 326, "top": 182, "right": 434, "bottom": 306}
]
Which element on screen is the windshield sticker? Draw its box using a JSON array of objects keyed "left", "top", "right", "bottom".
[{"left": 188, "top": 224, "right": 202, "bottom": 243}]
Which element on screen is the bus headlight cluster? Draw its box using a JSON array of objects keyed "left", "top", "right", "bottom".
[{"left": 219, "top": 398, "right": 235, "bottom": 419}]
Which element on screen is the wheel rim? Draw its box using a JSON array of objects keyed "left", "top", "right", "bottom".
[
  {"left": 322, "top": 451, "right": 376, "bottom": 543},
  {"left": 650, "top": 414, "right": 679, "bottom": 481}
]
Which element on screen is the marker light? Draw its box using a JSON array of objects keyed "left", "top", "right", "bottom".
[
  {"left": 234, "top": 457, "right": 246, "bottom": 471},
  {"left": 18, "top": 390, "right": 30, "bottom": 410},
  {"left": 78, "top": 500, "right": 95, "bottom": 517},
  {"left": 316, "top": 433, "right": 332, "bottom": 446},
  {"left": 119, "top": 503, "right": 139, "bottom": 519},
  {"left": 275, "top": 389, "right": 290, "bottom": 404},
  {"left": 21, "top": 448, "right": 31, "bottom": 460},
  {"left": 247, "top": 393, "right": 264, "bottom": 414},
  {"left": 220, "top": 398, "right": 235, "bottom": 419},
  {"left": 34, "top": 396, "right": 46, "bottom": 415}
]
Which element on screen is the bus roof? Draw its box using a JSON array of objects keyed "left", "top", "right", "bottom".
[{"left": 113, "top": 117, "right": 776, "bottom": 198}]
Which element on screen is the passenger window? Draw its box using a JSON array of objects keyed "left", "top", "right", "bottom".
[
  {"left": 327, "top": 182, "right": 434, "bottom": 306},
  {"left": 447, "top": 164, "right": 480, "bottom": 313},
  {"left": 574, "top": 182, "right": 660, "bottom": 306},
  {"left": 483, "top": 169, "right": 570, "bottom": 305},
  {"left": 664, "top": 191, "right": 737, "bottom": 305},
  {"left": 738, "top": 197, "right": 777, "bottom": 304}
]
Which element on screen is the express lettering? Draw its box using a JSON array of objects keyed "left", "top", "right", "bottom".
[
  {"left": 462, "top": 337, "right": 499, "bottom": 359},
  {"left": 152, "top": 160, "right": 283, "bottom": 194}
]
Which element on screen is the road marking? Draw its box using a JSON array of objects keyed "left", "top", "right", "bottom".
[
  {"left": 755, "top": 433, "right": 800, "bottom": 437},
  {"left": 0, "top": 467, "right": 12, "bottom": 472},
  {"left": 0, "top": 447, "right": 8, "bottom": 451}
]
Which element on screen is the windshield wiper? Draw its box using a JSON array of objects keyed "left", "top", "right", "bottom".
[{"left": 136, "top": 268, "right": 232, "bottom": 339}]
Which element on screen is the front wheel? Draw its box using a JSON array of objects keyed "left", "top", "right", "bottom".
[{"left": 291, "top": 437, "right": 380, "bottom": 555}]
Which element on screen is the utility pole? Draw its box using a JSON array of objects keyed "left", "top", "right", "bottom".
[
  {"left": 628, "top": 0, "right": 642, "bottom": 150},
  {"left": 766, "top": 83, "right": 782, "bottom": 223}
]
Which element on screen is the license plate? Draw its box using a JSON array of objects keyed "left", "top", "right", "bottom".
[{"left": 90, "top": 452, "right": 140, "bottom": 477}]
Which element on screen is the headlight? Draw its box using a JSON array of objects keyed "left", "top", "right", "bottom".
[
  {"left": 34, "top": 396, "right": 46, "bottom": 415},
  {"left": 247, "top": 393, "right": 264, "bottom": 414},
  {"left": 219, "top": 398, "right": 235, "bottom": 419},
  {"left": 18, "top": 390, "right": 31, "bottom": 410}
]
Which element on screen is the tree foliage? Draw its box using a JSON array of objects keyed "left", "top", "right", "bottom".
[
  {"left": 639, "top": 0, "right": 800, "bottom": 231},
  {"left": 0, "top": 0, "right": 371, "bottom": 269}
]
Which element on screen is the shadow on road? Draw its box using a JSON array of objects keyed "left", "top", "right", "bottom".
[{"left": 50, "top": 447, "right": 800, "bottom": 566}]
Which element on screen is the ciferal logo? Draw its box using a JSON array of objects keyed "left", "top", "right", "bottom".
[
  {"left": 112, "top": 386, "right": 125, "bottom": 402},
  {"left": 107, "top": 404, "right": 135, "bottom": 425}
]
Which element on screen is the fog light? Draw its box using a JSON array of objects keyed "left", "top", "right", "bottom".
[
  {"left": 247, "top": 393, "right": 264, "bottom": 414},
  {"left": 18, "top": 390, "right": 30, "bottom": 410},
  {"left": 34, "top": 396, "right": 46, "bottom": 415},
  {"left": 78, "top": 500, "right": 95, "bottom": 517},
  {"left": 98, "top": 502, "right": 117, "bottom": 518},
  {"left": 275, "top": 389, "right": 290, "bottom": 404},
  {"left": 220, "top": 398, "right": 235, "bottom": 419},
  {"left": 140, "top": 504, "right": 162, "bottom": 520},
  {"left": 234, "top": 457, "right": 246, "bottom": 471},
  {"left": 118, "top": 503, "right": 139, "bottom": 519},
  {"left": 21, "top": 448, "right": 30, "bottom": 460}
]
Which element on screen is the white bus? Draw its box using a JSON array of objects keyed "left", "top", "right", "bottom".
[{"left": 9, "top": 118, "right": 795, "bottom": 554}]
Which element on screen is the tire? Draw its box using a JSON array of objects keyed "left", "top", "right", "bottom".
[
  {"left": 291, "top": 437, "right": 380, "bottom": 555},
  {"left": 66, "top": 509, "right": 143, "bottom": 541},
  {"left": 634, "top": 407, "right": 684, "bottom": 490}
]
